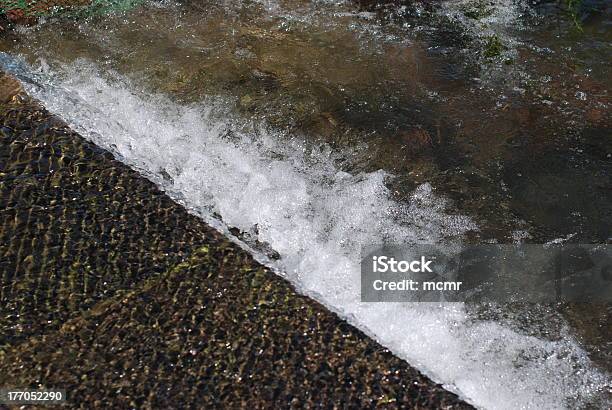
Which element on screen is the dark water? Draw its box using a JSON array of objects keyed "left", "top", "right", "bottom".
[
  {"left": 4, "top": 0, "right": 609, "bottom": 242},
  {"left": 0, "top": 0, "right": 610, "bottom": 407}
]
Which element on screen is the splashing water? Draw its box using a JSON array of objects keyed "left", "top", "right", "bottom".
[{"left": 3, "top": 54, "right": 609, "bottom": 409}]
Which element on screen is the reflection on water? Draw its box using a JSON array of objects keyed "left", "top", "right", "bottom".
[{"left": 2, "top": 0, "right": 608, "bottom": 243}]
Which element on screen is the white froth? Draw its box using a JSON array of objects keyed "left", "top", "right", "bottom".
[{"left": 5, "top": 56, "right": 609, "bottom": 409}]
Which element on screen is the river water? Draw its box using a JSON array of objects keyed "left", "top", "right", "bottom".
[{"left": 1, "top": 0, "right": 610, "bottom": 408}]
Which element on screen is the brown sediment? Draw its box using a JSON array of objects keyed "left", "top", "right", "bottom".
[{"left": 0, "top": 72, "right": 472, "bottom": 407}]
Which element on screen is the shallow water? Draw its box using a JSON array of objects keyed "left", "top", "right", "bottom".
[{"left": 1, "top": 0, "right": 610, "bottom": 408}]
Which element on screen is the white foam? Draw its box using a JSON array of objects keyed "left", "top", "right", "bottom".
[{"left": 6, "top": 56, "right": 609, "bottom": 409}]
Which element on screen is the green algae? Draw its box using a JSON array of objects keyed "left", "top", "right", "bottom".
[
  {"left": 0, "top": 0, "right": 28, "bottom": 13},
  {"left": 482, "top": 34, "right": 507, "bottom": 58}
]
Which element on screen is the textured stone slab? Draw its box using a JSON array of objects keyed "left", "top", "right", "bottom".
[{"left": 0, "top": 72, "right": 471, "bottom": 408}]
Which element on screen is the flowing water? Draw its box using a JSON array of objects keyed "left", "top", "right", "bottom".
[{"left": 1, "top": 0, "right": 610, "bottom": 408}]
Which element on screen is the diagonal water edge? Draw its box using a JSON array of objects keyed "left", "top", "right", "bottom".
[{"left": 2, "top": 54, "right": 609, "bottom": 410}]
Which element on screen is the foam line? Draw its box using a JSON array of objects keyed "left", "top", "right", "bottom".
[{"left": 3, "top": 55, "right": 608, "bottom": 409}]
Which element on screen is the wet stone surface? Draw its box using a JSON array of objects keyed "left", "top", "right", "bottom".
[
  {"left": 0, "top": 73, "right": 212, "bottom": 349},
  {"left": 0, "top": 73, "right": 471, "bottom": 408}
]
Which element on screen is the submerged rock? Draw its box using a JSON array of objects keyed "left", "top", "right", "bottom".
[{"left": 0, "top": 72, "right": 25, "bottom": 103}]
